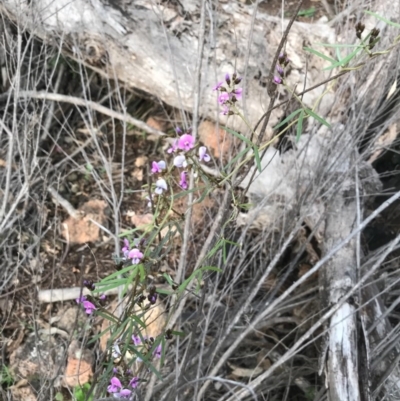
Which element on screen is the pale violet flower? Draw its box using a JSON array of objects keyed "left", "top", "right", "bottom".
[
  {"left": 155, "top": 178, "right": 167, "bottom": 194},
  {"left": 116, "top": 388, "right": 132, "bottom": 399},
  {"left": 151, "top": 160, "right": 166, "bottom": 174},
  {"left": 82, "top": 300, "right": 96, "bottom": 315},
  {"left": 213, "top": 81, "right": 224, "bottom": 91},
  {"left": 112, "top": 343, "right": 122, "bottom": 359},
  {"left": 167, "top": 139, "right": 179, "bottom": 154},
  {"left": 132, "top": 335, "right": 142, "bottom": 346},
  {"left": 178, "top": 134, "right": 195, "bottom": 151},
  {"left": 153, "top": 344, "right": 162, "bottom": 359},
  {"left": 231, "top": 87, "right": 242, "bottom": 100},
  {"left": 174, "top": 155, "right": 187, "bottom": 168},
  {"left": 179, "top": 171, "right": 188, "bottom": 189},
  {"left": 128, "top": 248, "right": 143, "bottom": 265},
  {"left": 122, "top": 238, "right": 130, "bottom": 257},
  {"left": 221, "top": 105, "right": 230, "bottom": 115},
  {"left": 199, "top": 146, "right": 210, "bottom": 162}
]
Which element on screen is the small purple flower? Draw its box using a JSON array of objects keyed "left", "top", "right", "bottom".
[
  {"left": 128, "top": 248, "right": 144, "bottom": 265},
  {"left": 107, "top": 377, "right": 122, "bottom": 393},
  {"left": 99, "top": 294, "right": 106, "bottom": 301},
  {"left": 76, "top": 295, "right": 87, "bottom": 304},
  {"left": 175, "top": 127, "right": 183, "bottom": 135},
  {"left": 122, "top": 238, "right": 130, "bottom": 257},
  {"left": 167, "top": 139, "right": 179, "bottom": 154},
  {"left": 178, "top": 134, "right": 195, "bottom": 151},
  {"left": 273, "top": 76, "right": 282, "bottom": 85},
  {"left": 82, "top": 300, "right": 96, "bottom": 315},
  {"left": 132, "top": 334, "right": 142, "bottom": 346},
  {"left": 173, "top": 155, "right": 187, "bottom": 168},
  {"left": 213, "top": 81, "right": 224, "bottom": 91},
  {"left": 129, "top": 377, "right": 140, "bottom": 389},
  {"left": 218, "top": 92, "right": 230, "bottom": 105},
  {"left": 179, "top": 171, "right": 188, "bottom": 189},
  {"left": 117, "top": 388, "right": 132, "bottom": 399},
  {"left": 225, "top": 73, "right": 231, "bottom": 85},
  {"left": 151, "top": 160, "right": 166, "bottom": 174},
  {"left": 231, "top": 88, "right": 242, "bottom": 100},
  {"left": 199, "top": 146, "right": 211, "bottom": 162},
  {"left": 113, "top": 367, "right": 118, "bottom": 374},
  {"left": 153, "top": 344, "right": 162, "bottom": 359},
  {"left": 148, "top": 293, "right": 157, "bottom": 304},
  {"left": 221, "top": 105, "right": 230, "bottom": 115},
  {"left": 155, "top": 178, "right": 168, "bottom": 194},
  {"left": 276, "top": 64, "right": 284, "bottom": 76}
]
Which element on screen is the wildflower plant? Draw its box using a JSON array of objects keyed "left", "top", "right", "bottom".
[{"left": 72, "top": 10, "right": 400, "bottom": 399}]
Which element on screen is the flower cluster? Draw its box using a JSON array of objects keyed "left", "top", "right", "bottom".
[
  {"left": 122, "top": 238, "right": 144, "bottom": 265},
  {"left": 107, "top": 375, "right": 139, "bottom": 399},
  {"left": 213, "top": 73, "right": 242, "bottom": 115},
  {"left": 147, "top": 128, "right": 210, "bottom": 200},
  {"left": 273, "top": 52, "right": 290, "bottom": 85},
  {"left": 131, "top": 334, "right": 162, "bottom": 362}
]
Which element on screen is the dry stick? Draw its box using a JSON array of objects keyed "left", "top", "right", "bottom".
[
  {"left": 2, "top": 90, "right": 166, "bottom": 137},
  {"left": 205, "top": 189, "right": 400, "bottom": 401},
  {"left": 158, "top": 2, "right": 207, "bottom": 401},
  {"left": 226, "top": 230, "right": 400, "bottom": 401}
]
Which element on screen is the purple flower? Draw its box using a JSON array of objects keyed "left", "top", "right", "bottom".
[
  {"left": 148, "top": 293, "right": 157, "bottom": 304},
  {"left": 276, "top": 64, "right": 284, "bottom": 76},
  {"left": 199, "top": 146, "right": 211, "bottom": 162},
  {"left": 128, "top": 248, "right": 144, "bottom": 265},
  {"left": 167, "top": 139, "right": 179, "bottom": 154},
  {"left": 155, "top": 178, "right": 168, "bottom": 194},
  {"left": 82, "top": 300, "right": 96, "bottom": 314},
  {"left": 179, "top": 171, "right": 188, "bottom": 189},
  {"left": 151, "top": 160, "right": 166, "bottom": 174},
  {"left": 231, "top": 88, "right": 242, "bottom": 100},
  {"left": 132, "top": 334, "right": 142, "bottom": 346},
  {"left": 213, "top": 81, "right": 224, "bottom": 91},
  {"left": 178, "top": 134, "right": 195, "bottom": 151},
  {"left": 173, "top": 155, "right": 187, "bottom": 168},
  {"left": 225, "top": 73, "right": 231, "bottom": 85},
  {"left": 76, "top": 295, "right": 87, "bottom": 304},
  {"left": 129, "top": 377, "right": 140, "bottom": 388},
  {"left": 153, "top": 344, "right": 162, "bottom": 359},
  {"left": 122, "top": 239, "right": 130, "bottom": 257},
  {"left": 175, "top": 127, "right": 183, "bottom": 135},
  {"left": 100, "top": 294, "right": 106, "bottom": 301},
  {"left": 107, "top": 377, "right": 122, "bottom": 393},
  {"left": 117, "top": 388, "right": 132, "bottom": 399},
  {"left": 218, "top": 92, "right": 230, "bottom": 105},
  {"left": 221, "top": 105, "right": 230, "bottom": 115},
  {"left": 273, "top": 76, "right": 282, "bottom": 85}
]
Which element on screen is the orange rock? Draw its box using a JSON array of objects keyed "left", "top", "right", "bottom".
[
  {"left": 63, "top": 340, "right": 93, "bottom": 387},
  {"left": 61, "top": 200, "right": 107, "bottom": 244},
  {"left": 146, "top": 117, "right": 166, "bottom": 132},
  {"left": 198, "top": 121, "right": 232, "bottom": 159}
]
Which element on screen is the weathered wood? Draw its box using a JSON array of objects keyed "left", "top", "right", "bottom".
[{"left": 0, "top": 0, "right": 335, "bottom": 138}]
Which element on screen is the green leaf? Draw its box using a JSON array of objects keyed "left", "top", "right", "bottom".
[
  {"left": 163, "top": 273, "right": 175, "bottom": 286},
  {"left": 323, "top": 46, "right": 363, "bottom": 70},
  {"left": 303, "top": 47, "right": 336, "bottom": 63},
  {"left": 224, "top": 127, "right": 262, "bottom": 172},
  {"left": 305, "top": 108, "right": 331, "bottom": 128},
  {"left": 296, "top": 110, "right": 305, "bottom": 142},
  {"left": 364, "top": 10, "right": 400, "bottom": 28},
  {"left": 273, "top": 109, "right": 302, "bottom": 130},
  {"left": 96, "top": 264, "right": 138, "bottom": 283},
  {"left": 171, "top": 330, "right": 185, "bottom": 337}
]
